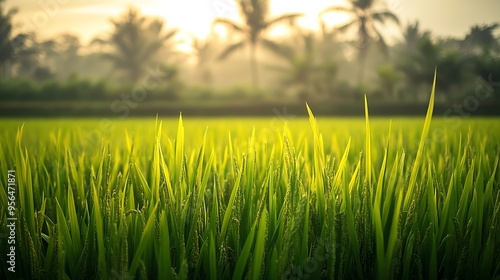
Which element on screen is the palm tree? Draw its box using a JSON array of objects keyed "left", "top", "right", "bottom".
[
  {"left": 1, "top": 26, "right": 55, "bottom": 80},
  {"left": 212, "top": 0, "right": 302, "bottom": 90},
  {"left": 319, "top": 0, "right": 400, "bottom": 85},
  {"left": 266, "top": 31, "right": 322, "bottom": 99},
  {"left": 402, "top": 21, "right": 431, "bottom": 51},
  {"left": 94, "top": 7, "right": 179, "bottom": 83},
  {"left": 462, "top": 23, "right": 499, "bottom": 55},
  {"left": 191, "top": 35, "right": 214, "bottom": 85},
  {"left": 376, "top": 64, "right": 403, "bottom": 99},
  {"left": 396, "top": 36, "right": 439, "bottom": 99},
  {"left": 266, "top": 29, "right": 340, "bottom": 100},
  {"left": 397, "top": 36, "right": 466, "bottom": 100},
  {"left": 15, "top": 33, "right": 51, "bottom": 77},
  {"left": 0, "top": 0, "right": 29, "bottom": 77},
  {"left": 48, "top": 34, "right": 81, "bottom": 78}
]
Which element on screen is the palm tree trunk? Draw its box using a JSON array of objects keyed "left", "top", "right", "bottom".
[
  {"left": 131, "top": 67, "right": 141, "bottom": 84},
  {"left": 359, "top": 50, "right": 367, "bottom": 87},
  {"left": 250, "top": 42, "right": 258, "bottom": 91},
  {"left": 358, "top": 24, "right": 369, "bottom": 88},
  {"left": 2, "top": 61, "right": 12, "bottom": 78}
]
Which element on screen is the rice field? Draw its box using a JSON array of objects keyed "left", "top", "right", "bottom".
[{"left": 1, "top": 89, "right": 500, "bottom": 279}]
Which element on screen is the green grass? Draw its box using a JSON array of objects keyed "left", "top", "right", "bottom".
[{"left": 0, "top": 84, "right": 500, "bottom": 279}]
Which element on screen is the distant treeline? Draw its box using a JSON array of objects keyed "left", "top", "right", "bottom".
[
  {"left": 1, "top": 76, "right": 500, "bottom": 117},
  {"left": 2, "top": 99, "right": 500, "bottom": 117},
  {"left": 0, "top": 77, "right": 179, "bottom": 101},
  {"left": 2, "top": 76, "right": 499, "bottom": 103},
  {"left": 1, "top": 1, "right": 500, "bottom": 105}
]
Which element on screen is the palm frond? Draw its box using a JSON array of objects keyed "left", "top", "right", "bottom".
[
  {"left": 336, "top": 19, "right": 358, "bottom": 33},
  {"left": 218, "top": 41, "right": 246, "bottom": 60},
  {"left": 138, "top": 41, "right": 164, "bottom": 62},
  {"left": 260, "top": 39, "right": 293, "bottom": 61},
  {"left": 319, "top": 6, "right": 354, "bottom": 17},
  {"left": 353, "top": 0, "right": 375, "bottom": 10},
  {"left": 147, "top": 19, "right": 165, "bottom": 35},
  {"left": 371, "top": 11, "right": 400, "bottom": 26},
  {"left": 212, "top": 18, "right": 246, "bottom": 34},
  {"left": 374, "top": 28, "right": 389, "bottom": 57},
  {"left": 5, "top": 7, "right": 18, "bottom": 19},
  {"left": 101, "top": 52, "right": 127, "bottom": 68},
  {"left": 10, "top": 33, "right": 29, "bottom": 48},
  {"left": 265, "top": 13, "right": 303, "bottom": 28},
  {"left": 162, "top": 29, "right": 179, "bottom": 42},
  {"left": 238, "top": 0, "right": 251, "bottom": 18}
]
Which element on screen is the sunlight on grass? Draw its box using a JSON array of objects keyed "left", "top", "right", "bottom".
[{"left": 0, "top": 74, "right": 499, "bottom": 279}]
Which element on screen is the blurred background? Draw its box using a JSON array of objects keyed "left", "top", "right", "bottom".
[{"left": 1, "top": 0, "right": 499, "bottom": 116}]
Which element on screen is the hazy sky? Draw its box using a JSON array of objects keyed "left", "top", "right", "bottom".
[{"left": 5, "top": 0, "right": 500, "bottom": 44}]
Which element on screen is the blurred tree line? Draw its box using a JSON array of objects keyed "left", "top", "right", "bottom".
[{"left": 1, "top": 0, "right": 499, "bottom": 103}]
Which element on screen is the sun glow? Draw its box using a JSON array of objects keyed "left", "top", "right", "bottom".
[
  {"left": 142, "top": 0, "right": 350, "bottom": 40},
  {"left": 11, "top": 0, "right": 354, "bottom": 50}
]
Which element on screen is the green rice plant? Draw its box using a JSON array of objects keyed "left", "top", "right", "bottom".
[{"left": 0, "top": 73, "right": 499, "bottom": 279}]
